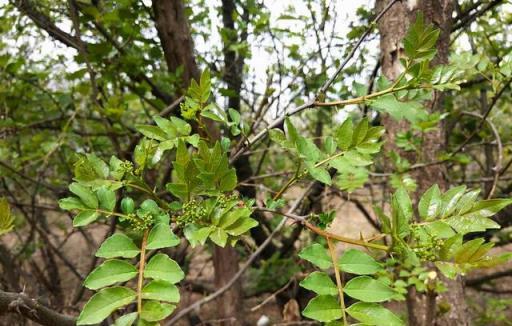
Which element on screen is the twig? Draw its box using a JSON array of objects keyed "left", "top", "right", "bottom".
[
  {"left": 461, "top": 111, "right": 502, "bottom": 198},
  {"left": 327, "top": 237, "right": 347, "bottom": 325},
  {"left": 250, "top": 279, "right": 294, "bottom": 312}
]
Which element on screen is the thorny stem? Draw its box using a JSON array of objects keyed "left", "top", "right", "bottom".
[
  {"left": 257, "top": 208, "right": 389, "bottom": 251},
  {"left": 137, "top": 229, "right": 149, "bottom": 314},
  {"left": 306, "top": 221, "right": 389, "bottom": 251},
  {"left": 327, "top": 237, "right": 347, "bottom": 326}
]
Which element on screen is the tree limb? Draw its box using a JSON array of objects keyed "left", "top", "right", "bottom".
[{"left": 0, "top": 289, "right": 76, "bottom": 326}]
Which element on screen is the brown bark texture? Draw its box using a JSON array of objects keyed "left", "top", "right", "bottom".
[
  {"left": 152, "top": 0, "right": 200, "bottom": 90},
  {"left": 375, "top": 0, "right": 469, "bottom": 325}
]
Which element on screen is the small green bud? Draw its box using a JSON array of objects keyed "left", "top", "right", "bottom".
[{"left": 121, "top": 197, "right": 135, "bottom": 214}]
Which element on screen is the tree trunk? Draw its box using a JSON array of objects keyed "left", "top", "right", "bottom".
[
  {"left": 375, "top": 1, "right": 469, "bottom": 325},
  {"left": 152, "top": 0, "right": 200, "bottom": 90}
]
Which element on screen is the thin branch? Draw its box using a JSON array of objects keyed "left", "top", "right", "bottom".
[
  {"left": 229, "top": 0, "right": 400, "bottom": 164},
  {"left": 0, "top": 290, "right": 75, "bottom": 326}
]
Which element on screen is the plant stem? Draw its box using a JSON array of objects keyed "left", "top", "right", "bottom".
[
  {"left": 327, "top": 237, "right": 347, "bottom": 326},
  {"left": 137, "top": 229, "right": 149, "bottom": 314},
  {"left": 306, "top": 221, "right": 389, "bottom": 251}
]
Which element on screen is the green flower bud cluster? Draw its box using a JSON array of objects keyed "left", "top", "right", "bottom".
[
  {"left": 119, "top": 197, "right": 163, "bottom": 231},
  {"left": 176, "top": 200, "right": 207, "bottom": 226},
  {"left": 412, "top": 238, "right": 445, "bottom": 261}
]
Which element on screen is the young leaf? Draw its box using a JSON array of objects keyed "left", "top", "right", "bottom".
[
  {"left": 344, "top": 276, "right": 395, "bottom": 302},
  {"left": 224, "top": 217, "right": 258, "bottom": 236},
  {"left": 299, "top": 272, "right": 338, "bottom": 296},
  {"left": 135, "top": 125, "right": 168, "bottom": 141},
  {"left": 77, "top": 287, "right": 136, "bottom": 325},
  {"left": 113, "top": 312, "right": 137, "bottom": 326},
  {"left": 97, "top": 186, "right": 116, "bottom": 212},
  {"left": 142, "top": 280, "right": 180, "bottom": 303},
  {"left": 352, "top": 118, "right": 369, "bottom": 146},
  {"left": 298, "top": 243, "right": 332, "bottom": 269},
  {"left": 84, "top": 260, "right": 138, "bottom": 290},
  {"left": 144, "top": 253, "right": 184, "bottom": 284},
  {"left": 73, "top": 210, "right": 100, "bottom": 227},
  {"left": 96, "top": 234, "right": 140, "bottom": 259},
  {"left": 209, "top": 227, "right": 229, "bottom": 247},
  {"left": 307, "top": 164, "right": 332, "bottom": 185},
  {"left": 69, "top": 183, "right": 98, "bottom": 208},
  {"left": 302, "top": 295, "right": 342, "bottom": 323},
  {"left": 435, "top": 261, "right": 461, "bottom": 279},
  {"left": 454, "top": 238, "right": 486, "bottom": 264},
  {"left": 146, "top": 223, "right": 180, "bottom": 250},
  {"left": 345, "top": 302, "right": 404, "bottom": 326},
  {"left": 58, "top": 197, "right": 88, "bottom": 211},
  {"left": 184, "top": 225, "right": 214, "bottom": 247},
  {"left": 140, "top": 301, "right": 176, "bottom": 322},
  {"left": 418, "top": 184, "right": 441, "bottom": 220},
  {"left": 454, "top": 189, "right": 480, "bottom": 215},
  {"left": 338, "top": 249, "right": 382, "bottom": 275},
  {"left": 336, "top": 118, "right": 353, "bottom": 151},
  {"left": 440, "top": 185, "right": 466, "bottom": 218}
]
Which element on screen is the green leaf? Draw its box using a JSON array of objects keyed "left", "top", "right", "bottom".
[
  {"left": 454, "top": 238, "right": 485, "bottom": 264},
  {"left": 435, "top": 261, "right": 461, "bottom": 279},
  {"left": 344, "top": 276, "right": 395, "bottom": 302},
  {"left": 73, "top": 210, "right": 100, "bottom": 227},
  {"left": 209, "top": 227, "right": 229, "bottom": 247},
  {"left": 285, "top": 118, "right": 300, "bottom": 144},
  {"left": 96, "top": 234, "right": 140, "bottom": 259},
  {"left": 302, "top": 295, "right": 342, "bottom": 322},
  {"left": 97, "top": 186, "right": 116, "bottom": 211},
  {"left": 440, "top": 186, "right": 467, "bottom": 218},
  {"left": 225, "top": 217, "right": 258, "bottom": 236},
  {"left": 444, "top": 215, "right": 499, "bottom": 234},
  {"left": 391, "top": 188, "right": 412, "bottom": 239},
  {"left": 113, "top": 312, "right": 137, "bottom": 326},
  {"left": 338, "top": 249, "right": 382, "bottom": 275},
  {"left": 70, "top": 183, "right": 98, "bottom": 208},
  {"left": 299, "top": 272, "right": 338, "bottom": 296},
  {"left": 84, "top": 260, "right": 138, "bottom": 290},
  {"left": 297, "top": 137, "right": 321, "bottom": 163},
  {"left": 144, "top": 253, "right": 184, "bottom": 284},
  {"left": 307, "top": 164, "right": 332, "bottom": 185},
  {"left": 370, "top": 95, "right": 427, "bottom": 123},
  {"left": 423, "top": 221, "right": 455, "bottom": 239},
  {"left": 298, "top": 243, "right": 332, "bottom": 269},
  {"left": 184, "top": 225, "right": 213, "bottom": 247},
  {"left": 455, "top": 189, "right": 480, "bottom": 215},
  {"left": 146, "top": 223, "right": 180, "bottom": 250},
  {"left": 352, "top": 118, "right": 369, "bottom": 146},
  {"left": 418, "top": 184, "right": 441, "bottom": 220},
  {"left": 59, "top": 197, "right": 88, "bottom": 211},
  {"left": 336, "top": 118, "right": 353, "bottom": 151},
  {"left": 140, "top": 301, "right": 175, "bottom": 322},
  {"left": 135, "top": 125, "right": 168, "bottom": 141},
  {"left": 346, "top": 302, "right": 404, "bottom": 326},
  {"left": 142, "top": 280, "right": 180, "bottom": 303},
  {"left": 439, "top": 234, "right": 462, "bottom": 260},
  {"left": 77, "top": 287, "right": 136, "bottom": 325}
]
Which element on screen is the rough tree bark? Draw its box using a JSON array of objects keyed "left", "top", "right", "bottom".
[
  {"left": 375, "top": 0, "right": 469, "bottom": 325},
  {"left": 0, "top": 290, "right": 76, "bottom": 326},
  {"left": 152, "top": 0, "right": 200, "bottom": 91}
]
